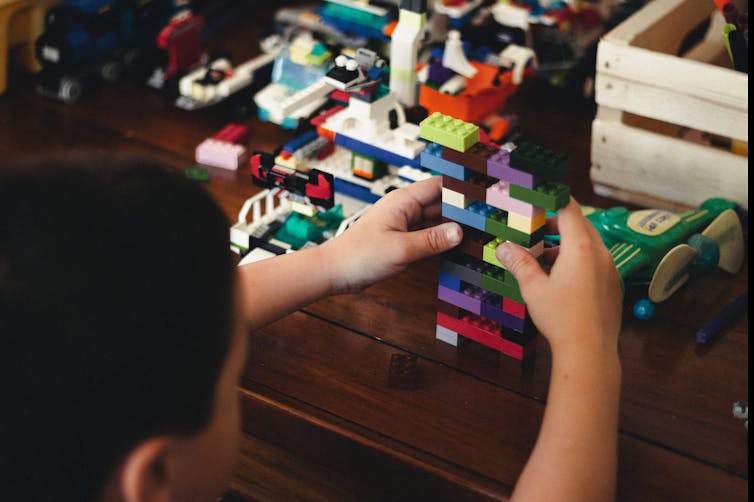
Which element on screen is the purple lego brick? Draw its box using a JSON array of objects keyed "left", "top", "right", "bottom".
[
  {"left": 480, "top": 301, "right": 527, "bottom": 332},
  {"left": 486, "top": 150, "right": 539, "bottom": 188},
  {"left": 437, "top": 284, "right": 482, "bottom": 315}
]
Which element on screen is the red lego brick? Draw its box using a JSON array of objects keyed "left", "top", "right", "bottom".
[
  {"left": 436, "top": 311, "right": 535, "bottom": 360},
  {"left": 503, "top": 298, "right": 527, "bottom": 318},
  {"left": 213, "top": 123, "right": 249, "bottom": 144}
]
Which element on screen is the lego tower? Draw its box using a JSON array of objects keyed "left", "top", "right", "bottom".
[{"left": 418, "top": 112, "right": 571, "bottom": 362}]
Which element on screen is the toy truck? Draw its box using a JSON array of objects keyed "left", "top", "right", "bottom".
[{"left": 34, "top": 0, "right": 171, "bottom": 102}]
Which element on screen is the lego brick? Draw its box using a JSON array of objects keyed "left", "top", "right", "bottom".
[
  {"left": 508, "top": 182, "right": 571, "bottom": 212},
  {"left": 441, "top": 203, "right": 486, "bottom": 232},
  {"left": 441, "top": 142, "right": 500, "bottom": 174},
  {"left": 420, "top": 143, "right": 472, "bottom": 180},
  {"left": 507, "top": 211, "right": 547, "bottom": 234},
  {"left": 441, "top": 187, "right": 473, "bottom": 209},
  {"left": 479, "top": 301, "right": 535, "bottom": 339},
  {"left": 481, "top": 266, "right": 525, "bottom": 304},
  {"left": 503, "top": 297, "right": 527, "bottom": 319},
  {"left": 335, "top": 132, "right": 422, "bottom": 168},
  {"left": 444, "top": 219, "right": 491, "bottom": 260},
  {"left": 488, "top": 153, "right": 540, "bottom": 189},
  {"left": 436, "top": 299, "right": 461, "bottom": 318},
  {"left": 482, "top": 237, "right": 545, "bottom": 271},
  {"left": 435, "top": 324, "right": 459, "bottom": 346},
  {"left": 485, "top": 212, "right": 547, "bottom": 248},
  {"left": 387, "top": 353, "right": 419, "bottom": 389},
  {"left": 195, "top": 139, "right": 247, "bottom": 170},
  {"left": 419, "top": 112, "right": 480, "bottom": 152},
  {"left": 443, "top": 173, "right": 496, "bottom": 203},
  {"left": 509, "top": 142, "right": 570, "bottom": 181},
  {"left": 440, "top": 255, "right": 484, "bottom": 286},
  {"left": 437, "top": 284, "right": 482, "bottom": 315},
  {"left": 438, "top": 272, "right": 461, "bottom": 291},
  {"left": 436, "top": 311, "right": 535, "bottom": 360},
  {"left": 185, "top": 166, "right": 210, "bottom": 183},
  {"left": 486, "top": 181, "right": 545, "bottom": 218},
  {"left": 333, "top": 178, "right": 381, "bottom": 204}
]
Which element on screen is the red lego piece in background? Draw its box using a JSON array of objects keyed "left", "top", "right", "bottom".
[
  {"left": 212, "top": 123, "right": 249, "bottom": 144},
  {"left": 329, "top": 89, "right": 350, "bottom": 104},
  {"left": 310, "top": 105, "right": 345, "bottom": 127},
  {"left": 316, "top": 141, "right": 335, "bottom": 160},
  {"left": 157, "top": 12, "right": 205, "bottom": 78},
  {"left": 305, "top": 173, "right": 332, "bottom": 201}
]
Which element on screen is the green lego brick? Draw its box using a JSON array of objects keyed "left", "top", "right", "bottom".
[
  {"left": 508, "top": 182, "right": 570, "bottom": 212},
  {"left": 481, "top": 267, "right": 525, "bottom": 304},
  {"left": 185, "top": 166, "right": 210, "bottom": 183},
  {"left": 485, "top": 210, "right": 547, "bottom": 247},
  {"left": 509, "top": 142, "right": 570, "bottom": 181},
  {"left": 419, "top": 112, "right": 480, "bottom": 152}
]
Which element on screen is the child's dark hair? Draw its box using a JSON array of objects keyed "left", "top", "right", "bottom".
[{"left": 0, "top": 154, "right": 236, "bottom": 501}]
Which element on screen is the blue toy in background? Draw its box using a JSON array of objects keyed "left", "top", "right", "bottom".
[{"left": 35, "top": 0, "right": 172, "bottom": 102}]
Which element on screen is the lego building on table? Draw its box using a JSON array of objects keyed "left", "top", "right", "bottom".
[{"left": 418, "top": 111, "right": 571, "bottom": 362}]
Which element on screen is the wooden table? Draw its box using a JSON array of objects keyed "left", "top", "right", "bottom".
[{"left": 0, "top": 4, "right": 747, "bottom": 500}]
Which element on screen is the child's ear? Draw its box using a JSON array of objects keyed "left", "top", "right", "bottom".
[{"left": 119, "top": 437, "right": 175, "bottom": 502}]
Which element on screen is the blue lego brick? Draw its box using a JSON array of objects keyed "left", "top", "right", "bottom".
[
  {"left": 420, "top": 143, "right": 471, "bottom": 180},
  {"left": 333, "top": 178, "right": 380, "bottom": 204},
  {"left": 282, "top": 130, "right": 319, "bottom": 153},
  {"left": 441, "top": 203, "right": 486, "bottom": 231},
  {"left": 334, "top": 133, "right": 422, "bottom": 169},
  {"left": 438, "top": 272, "right": 461, "bottom": 291}
]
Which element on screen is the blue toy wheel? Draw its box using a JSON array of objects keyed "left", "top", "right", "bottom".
[{"left": 633, "top": 298, "right": 655, "bottom": 320}]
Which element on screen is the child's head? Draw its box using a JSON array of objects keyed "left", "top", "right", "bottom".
[{"left": 1, "top": 155, "right": 245, "bottom": 501}]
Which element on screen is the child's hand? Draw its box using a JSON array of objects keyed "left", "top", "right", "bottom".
[
  {"left": 324, "top": 176, "right": 462, "bottom": 294},
  {"left": 495, "top": 198, "right": 622, "bottom": 361}
]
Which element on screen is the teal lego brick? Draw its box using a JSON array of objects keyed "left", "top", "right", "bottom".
[
  {"left": 485, "top": 210, "right": 547, "bottom": 247},
  {"left": 508, "top": 182, "right": 571, "bottom": 212},
  {"left": 419, "top": 112, "right": 480, "bottom": 152},
  {"left": 509, "top": 142, "right": 570, "bottom": 181}
]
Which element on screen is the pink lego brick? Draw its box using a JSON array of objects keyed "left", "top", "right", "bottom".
[
  {"left": 486, "top": 180, "right": 545, "bottom": 218},
  {"left": 195, "top": 139, "right": 247, "bottom": 170}
]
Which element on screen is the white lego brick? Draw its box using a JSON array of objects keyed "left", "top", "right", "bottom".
[
  {"left": 436, "top": 325, "right": 459, "bottom": 346},
  {"left": 442, "top": 187, "right": 473, "bottom": 209},
  {"left": 278, "top": 79, "right": 332, "bottom": 117},
  {"left": 398, "top": 165, "right": 432, "bottom": 183},
  {"left": 238, "top": 247, "right": 278, "bottom": 266}
]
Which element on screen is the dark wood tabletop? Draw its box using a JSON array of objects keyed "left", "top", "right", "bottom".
[{"left": 0, "top": 3, "right": 748, "bottom": 501}]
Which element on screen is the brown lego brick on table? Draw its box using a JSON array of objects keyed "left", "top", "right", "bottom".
[
  {"left": 387, "top": 353, "right": 419, "bottom": 390},
  {"left": 442, "top": 142, "right": 500, "bottom": 174}
]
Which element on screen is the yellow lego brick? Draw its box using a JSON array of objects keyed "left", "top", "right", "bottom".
[{"left": 507, "top": 211, "right": 547, "bottom": 234}]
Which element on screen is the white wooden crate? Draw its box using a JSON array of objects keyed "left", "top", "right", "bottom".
[{"left": 590, "top": 0, "right": 748, "bottom": 210}]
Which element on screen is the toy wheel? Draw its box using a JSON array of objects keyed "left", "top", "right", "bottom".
[
  {"left": 101, "top": 62, "right": 122, "bottom": 83},
  {"left": 59, "top": 77, "right": 83, "bottom": 103}
]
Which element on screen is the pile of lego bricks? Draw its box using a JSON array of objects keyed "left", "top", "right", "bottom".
[{"left": 418, "top": 112, "right": 571, "bottom": 362}]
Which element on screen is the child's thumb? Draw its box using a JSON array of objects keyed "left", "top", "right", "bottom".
[
  {"left": 495, "top": 241, "right": 546, "bottom": 292},
  {"left": 405, "top": 222, "right": 462, "bottom": 259}
]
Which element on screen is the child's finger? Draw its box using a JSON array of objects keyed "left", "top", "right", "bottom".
[
  {"left": 542, "top": 246, "right": 559, "bottom": 266},
  {"left": 495, "top": 241, "right": 547, "bottom": 292},
  {"left": 400, "top": 221, "right": 462, "bottom": 260},
  {"left": 545, "top": 214, "right": 559, "bottom": 235}
]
